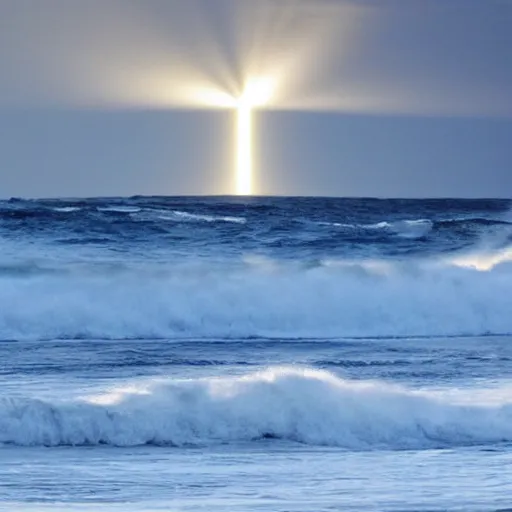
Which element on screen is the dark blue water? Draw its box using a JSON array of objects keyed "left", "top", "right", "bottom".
[
  {"left": 2, "top": 197, "right": 510, "bottom": 261},
  {"left": 0, "top": 196, "right": 511, "bottom": 341}
]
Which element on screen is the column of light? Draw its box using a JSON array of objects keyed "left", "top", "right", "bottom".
[
  {"left": 235, "top": 78, "right": 273, "bottom": 196},
  {"left": 236, "top": 101, "right": 253, "bottom": 195}
]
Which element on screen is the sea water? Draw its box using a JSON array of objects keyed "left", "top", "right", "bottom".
[{"left": 1, "top": 196, "right": 512, "bottom": 511}]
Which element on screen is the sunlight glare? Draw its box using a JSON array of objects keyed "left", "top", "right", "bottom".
[{"left": 187, "top": 78, "right": 274, "bottom": 196}]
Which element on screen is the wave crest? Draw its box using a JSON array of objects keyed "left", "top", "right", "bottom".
[
  {"left": 2, "top": 368, "right": 512, "bottom": 449},
  {"left": 1, "top": 255, "right": 512, "bottom": 340}
]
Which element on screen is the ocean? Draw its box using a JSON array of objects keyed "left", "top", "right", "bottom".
[{"left": 1, "top": 196, "right": 512, "bottom": 511}]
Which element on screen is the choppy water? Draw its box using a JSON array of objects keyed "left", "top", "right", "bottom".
[{"left": 1, "top": 196, "right": 512, "bottom": 511}]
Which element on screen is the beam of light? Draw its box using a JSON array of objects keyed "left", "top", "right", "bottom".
[
  {"left": 235, "top": 78, "right": 274, "bottom": 195},
  {"left": 236, "top": 103, "right": 252, "bottom": 195},
  {"left": 192, "top": 77, "right": 273, "bottom": 195}
]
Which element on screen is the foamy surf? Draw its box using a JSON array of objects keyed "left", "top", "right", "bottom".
[
  {"left": 127, "top": 209, "right": 247, "bottom": 224},
  {"left": 52, "top": 207, "right": 82, "bottom": 213},
  {"left": 97, "top": 206, "right": 142, "bottom": 213},
  {"left": 1, "top": 368, "right": 511, "bottom": 449},
  {"left": 171, "top": 210, "right": 247, "bottom": 224},
  {"left": 0, "top": 254, "right": 511, "bottom": 340}
]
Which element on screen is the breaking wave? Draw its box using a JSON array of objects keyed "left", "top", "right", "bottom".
[
  {"left": 2, "top": 367, "right": 512, "bottom": 449},
  {"left": 129, "top": 209, "right": 246, "bottom": 224},
  {"left": 0, "top": 253, "right": 512, "bottom": 340},
  {"left": 97, "top": 206, "right": 142, "bottom": 213},
  {"left": 52, "top": 206, "right": 82, "bottom": 213},
  {"left": 318, "top": 216, "right": 512, "bottom": 240},
  {"left": 366, "top": 219, "right": 434, "bottom": 239},
  {"left": 167, "top": 210, "right": 246, "bottom": 224},
  {"left": 317, "top": 219, "right": 435, "bottom": 239}
]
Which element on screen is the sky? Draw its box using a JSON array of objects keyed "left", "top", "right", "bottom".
[{"left": 0, "top": 0, "right": 510, "bottom": 198}]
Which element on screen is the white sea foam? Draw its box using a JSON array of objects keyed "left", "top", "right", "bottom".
[
  {"left": 319, "top": 218, "right": 433, "bottom": 238},
  {"left": 97, "top": 206, "right": 142, "bottom": 213},
  {"left": 0, "top": 254, "right": 511, "bottom": 340},
  {"left": 449, "top": 223, "right": 512, "bottom": 270},
  {"left": 1, "top": 367, "right": 511, "bottom": 448},
  {"left": 316, "top": 221, "right": 357, "bottom": 228},
  {"left": 451, "top": 246, "right": 512, "bottom": 271},
  {"left": 52, "top": 207, "right": 82, "bottom": 213},
  {"left": 391, "top": 219, "right": 434, "bottom": 238},
  {"left": 171, "top": 210, "right": 247, "bottom": 224},
  {"left": 129, "top": 209, "right": 246, "bottom": 224},
  {"left": 365, "top": 219, "right": 433, "bottom": 238}
]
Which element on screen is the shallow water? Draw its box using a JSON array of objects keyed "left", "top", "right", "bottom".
[
  {"left": 1, "top": 336, "right": 512, "bottom": 510},
  {"left": 3, "top": 443, "right": 512, "bottom": 511}
]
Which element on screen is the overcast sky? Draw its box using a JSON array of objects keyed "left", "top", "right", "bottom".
[{"left": 0, "top": 0, "right": 510, "bottom": 198}]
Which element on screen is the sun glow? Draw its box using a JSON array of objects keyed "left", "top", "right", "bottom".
[
  {"left": 192, "top": 78, "right": 273, "bottom": 195},
  {"left": 5, "top": 1, "right": 367, "bottom": 196}
]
